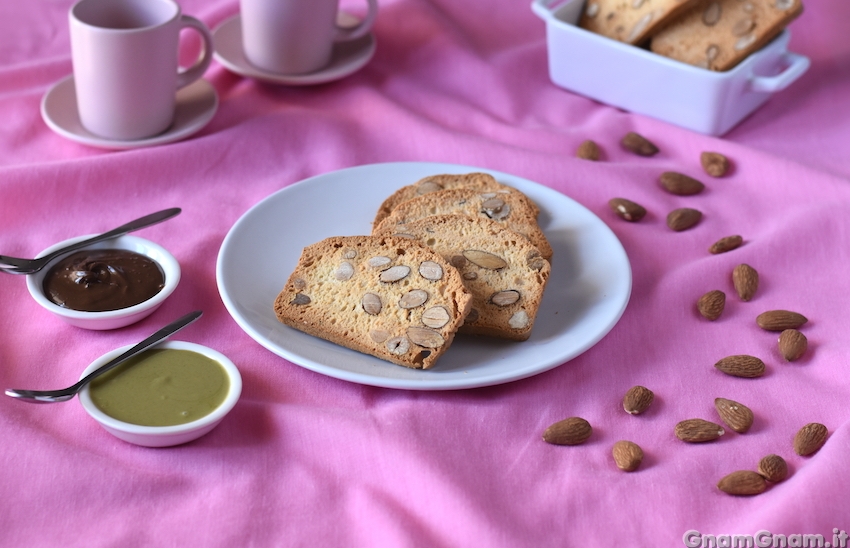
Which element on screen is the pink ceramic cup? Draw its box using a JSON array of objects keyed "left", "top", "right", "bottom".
[
  {"left": 69, "top": 0, "right": 213, "bottom": 141},
  {"left": 240, "top": 0, "right": 378, "bottom": 75}
]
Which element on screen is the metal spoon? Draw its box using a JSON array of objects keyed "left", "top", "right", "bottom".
[
  {"left": 4, "top": 310, "right": 202, "bottom": 403},
  {"left": 0, "top": 207, "right": 181, "bottom": 274}
]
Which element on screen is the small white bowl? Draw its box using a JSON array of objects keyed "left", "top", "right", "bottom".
[
  {"left": 25, "top": 234, "right": 180, "bottom": 330},
  {"left": 78, "top": 340, "right": 242, "bottom": 447}
]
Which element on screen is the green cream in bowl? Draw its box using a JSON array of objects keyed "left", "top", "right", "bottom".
[{"left": 79, "top": 341, "right": 241, "bottom": 447}]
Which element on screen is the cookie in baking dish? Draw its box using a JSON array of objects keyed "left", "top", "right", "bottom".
[
  {"left": 650, "top": 0, "right": 804, "bottom": 71},
  {"left": 579, "top": 0, "right": 702, "bottom": 45}
]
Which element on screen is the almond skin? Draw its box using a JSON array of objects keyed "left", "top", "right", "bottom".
[
  {"left": 715, "top": 355, "right": 766, "bottom": 378},
  {"left": 697, "top": 290, "right": 725, "bottom": 320},
  {"left": 778, "top": 329, "right": 808, "bottom": 361},
  {"left": 623, "top": 385, "right": 654, "bottom": 415},
  {"left": 621, "top": 132, "right": 658, "bottom": 156},
  {"left": 666, "top": 208, "right": 702, "bottom": 231},
  {"left": 717, "top": 470, "right": 767, "bottom": 496},
  {"left": 577, "top": 140, "right": 601, "bottom": 161},
  {"left": 732, "top": 264, "right": 758, "bottom": 301},
  {"left": 659, "top": 172, "right": 705, "bottom": 195},
  {"left": 757, "top": 310, "right": 808, "bottom": 332},
  {"left": 612, "top": 440, "right": 644, "bottom": 472},
  {"left": 674, "top": 419, "right": 725, "bottom": 442},
  {"left": 794, "top": 423, "right": 828, "bottom": 456},
  {"left": 608, "top": 198, "right": 647, "bottom": 222},
  {"left": 714, "top": 397, "right": 754, "bottom": 433},
  {"left": 709, "top": 235, "right": 743, "bottom": 254},
  {"left": 701, "top": 152, "right": 731, "bottom": 177},
  {"left": 543, "top": 417, "right": 592, "bottom": 446},
  {"left": 758, "top": 454, "right": 788, "bottom": 483}
]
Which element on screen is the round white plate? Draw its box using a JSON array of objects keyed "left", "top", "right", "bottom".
[
  {"left": 216, "top": 162, "right": 632, "bottom": 390},
  {"left": 40, "top": 75, "right": 218, "bottom": 150},
  {"left": 212, "top": 13, "right": 376, "bottom": 86}
]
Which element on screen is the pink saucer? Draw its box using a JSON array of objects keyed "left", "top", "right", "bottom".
[
  {"left": 40, "top": 76, "right": 218, "bottom": 150},
  {"left": 212, "top": 13, "right": 376, "bottom": 86}
]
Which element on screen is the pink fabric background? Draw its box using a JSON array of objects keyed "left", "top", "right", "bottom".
[{"left": 1, "top": 0, "right": 849, "bottom": 546}]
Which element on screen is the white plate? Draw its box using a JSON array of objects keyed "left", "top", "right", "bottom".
[
  {"left": 212, "top": 13, "right": 376, "bottom": 86},
  {"left": 40, "top": 75, "right": 218, "bottom": 150},
  {"left": 216, "top": 162, "right": 632, "bottom": 390}
]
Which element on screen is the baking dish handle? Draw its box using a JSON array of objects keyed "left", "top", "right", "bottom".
[{"left": 749, "top": 52, "right": 810, "bottom": 93}]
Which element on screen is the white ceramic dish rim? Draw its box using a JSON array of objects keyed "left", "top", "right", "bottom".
[
  {"left": 78, "top": 340, "right": 242, "bottom": 436},
  {"left": 216, "top": 161, "right": 633, "bottom": 390},
  {"left": 25, "top": 234, "right": 181, "bottom": 322}
]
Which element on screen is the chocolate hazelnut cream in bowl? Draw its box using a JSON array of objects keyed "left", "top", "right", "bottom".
[{"left": 26, "top": 234, "right": 180, "bottom": 330}]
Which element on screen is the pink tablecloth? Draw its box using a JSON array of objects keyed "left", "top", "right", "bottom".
[{"left": 2, "top": 0, "right": 849, "bottom": 546}]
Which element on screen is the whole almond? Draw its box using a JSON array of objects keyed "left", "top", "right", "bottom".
[
  {"left": 659, "top": 171, "right": 705, "bottom": 195},
  {"left": 717, "top": 470, "right": 767, "bottom": 496},
  {"left": 732, "top": 264, "right": 758, "bottom": 301},
  {"left": 757, "top": 454, "right": 788, "bottom": 483},
  {"left": 675, "top": 419, "right": 725, "bottom": 442},
  {"left": 778, "top": 329, "right": 807, "bottom": 361},
  {"left": 794, "top": 422, "right": 828, "bottom": 456},
  {"left": 714, "top": 397, "right": 754, "bottom": 433},
  {"left": 757, "top": 310, "right": 808, "bottom": 331},
  {"left": 701, "top": 152, "right": 731, "bottom": 177},
  {"left": 621, "top": 132, "right": 659, "bottom": 156},
  {"left": 543, "top": 417, "right": 592, "bottom": 446},
  {"left": 714, "top": 355, "right": 766, "bottom": 378},
  {"left": 608, "top": 198, "right": 647, "bottom": 222},
  {"left": 709, "top": 235, "right": 743, "bottom": 254},
  {"left": 612, "top": 440, "right": 644, "bottom": 472},
  {"left": 623, "top": 385, "right": 654, "bottom": 415},
  {"left": 577, "top": 140, "right": 601, "bottom": 161},
  {"left": 697, "top": 290, "right": 726, "bottom": 320},
  {"left": 666, "top": 208, "right": 702, "bottom": 231}
]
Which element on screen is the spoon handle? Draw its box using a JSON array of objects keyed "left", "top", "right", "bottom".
[
  {"left": 70, "top": 310, "right": 203, "bottom": 392},
  {"left": 4, "top": 310, "right": 202, "bottom": 403},
  {"left": 33, "top": 207, "right": 182, "bottom": 270}
]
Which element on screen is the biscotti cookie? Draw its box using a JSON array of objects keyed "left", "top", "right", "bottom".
[
  {"left": 375, "top": 215, "right": 551, "bottom": 341},
  {"left": 273, "top": 235, "right": 472, "bottom": 370},
  {"left": 374, "top": 172, "right": 540, "bottom": 226},
  {"left": 374, "top": 187, "right": 553, "bottom": 260},
  {"left": 579, "top": 0, "right": 701, "bottom": 45},
  {"left": 650, "top": 0, "right": 803, "bottom": 71}
]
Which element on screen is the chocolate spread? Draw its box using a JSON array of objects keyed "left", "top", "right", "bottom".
[{"left": 42, "top": 249, "right": 165, "bottom": 312}]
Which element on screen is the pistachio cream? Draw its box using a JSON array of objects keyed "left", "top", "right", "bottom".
[{"left": 89, "top": 349, "right": 229, "bottom": 427}]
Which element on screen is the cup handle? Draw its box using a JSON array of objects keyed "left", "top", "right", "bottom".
[
  {"left": 335, "top": 0, "right": 378, "bottom": 42},
  {"left": 176, "top": 15, "right": 214, "bottom": 89}
]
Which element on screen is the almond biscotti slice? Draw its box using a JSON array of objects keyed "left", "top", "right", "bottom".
[
  {"left": 373, "top": 173, "right": 540, "bottom": 226},
  {"left": 579, "top": 0, "right": 701, "bottom": 45},
  {"left": 650, "top": 0, "right": 803, "bottom": 71},
  {"left": 375, "top": 215, "right": 551, "bottom": 341},
  {"left": 273, "top": 235, "right": 473, "bottom": 369},
  {"left": 373, "top": 187, "right": 553, "bottom": 260}
]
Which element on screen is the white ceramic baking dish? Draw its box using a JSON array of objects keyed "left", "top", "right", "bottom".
[{"left": 531, "top": 0, "right": 810, "bottom": 135}]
